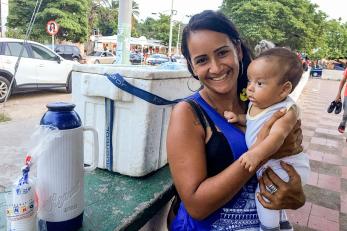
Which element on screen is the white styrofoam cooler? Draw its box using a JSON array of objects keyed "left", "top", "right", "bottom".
[{"left": 72, "top": 64, "right": 198, "bottom": 176}]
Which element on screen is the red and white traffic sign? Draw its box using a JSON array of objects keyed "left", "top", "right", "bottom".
[{"left": 46, "top": 20, "right": 59, "bottom": 36}]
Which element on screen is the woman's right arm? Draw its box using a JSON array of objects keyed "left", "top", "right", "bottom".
[{"left": 167, "top": 102, "right": 255, "bottom": 220}]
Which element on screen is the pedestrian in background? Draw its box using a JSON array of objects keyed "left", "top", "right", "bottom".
[{"left": 336, "top": 68, "right": 347, "bottom": 133}]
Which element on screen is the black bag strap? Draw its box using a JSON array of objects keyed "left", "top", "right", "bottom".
[
  {"left": 184, "top": 99, "right": 207, "bottom": 130},
  {"left": 184, "top": 99, "right": 218, "bottom": 133}
]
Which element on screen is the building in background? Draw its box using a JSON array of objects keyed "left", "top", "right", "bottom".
[{"left": 0, "top": 0, "right": 8, "bottom": 37}]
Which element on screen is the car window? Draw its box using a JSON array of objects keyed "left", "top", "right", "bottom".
[
  {"left": 101, "top": 52, "right": 107, "bottom": 57},
  {"left": 65, "top": 46, "right": 73, "bottom": 53},
  {"left": 31, "top": 44, "right": 57, "bottom": 61},
  {"left": 55, "top": 45, "right": 64, "bottom": 53},
  {"left": 106, "top": 52, "right": 113, "bottom": 57},
  {"left": 90, "top": 51, "right": 102, "bottom": 56},
  {"left": 4, "top": 42, "right": 29, "bottom": 58},
  {"left": 72, "top": 46, "right": 80, "bottom": 53}
]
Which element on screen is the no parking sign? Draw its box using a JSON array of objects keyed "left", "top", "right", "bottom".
[{"left": 46, "top": 20, "right": 59, "bottom": 36}]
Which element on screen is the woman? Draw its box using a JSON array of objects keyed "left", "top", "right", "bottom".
[{"left": 167, "top": 10, "right": 305, "bottom": 230}]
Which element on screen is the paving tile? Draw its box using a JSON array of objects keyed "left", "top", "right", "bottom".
[
  {"left": 340, "top": 213, "right": 347, "bottom": 231},
  {"left": 308, "top": 143, "right": 339, "bottom": 155},
  {"left": 307, "top": 150, "right": 324, "bottom": 161},
  {"left": 311, "top": 137, "right": 327, "bottom": 145},
  {"left": 323, "top": 153, "right": 343, "bottom": 165},
  {"left": 302, "top": 130, "right": 314, "bottom": 137},
  {"left": 302, "top": 141, "right": 310, "bottom": 151},
  {"left": 311, "top": 204, "right": 339, "bottom": 222},
  {"left": 341, "top": 166, "right": 347, "bottom": 179},
  {"left": 341, "top": 200, "right": 347, "bottom": 214},
  {"left": 326, "top": 139, "right": 340, "bottom": 148},
  {"left": 342, "top": 179, "right": 347, "bottom": 193},
  {"left": 308, "top": 214, "right": 339, "bottom": 231},
  {"left": 343, "top": 147, "right": 347, "bottom": 158},
  {"left": 317, "top": 174, "right": 341, "bottom": 192},
  {"left": 287, "top": 202, "right": 312, "bottom": 226},
  {"left": 308, "top": 171, "right": 318, "bottom": 186},
  {"left": 309, "top": 160, "right": 340, "bottom": 177},
  {"left": 304, "top": 184, "right": 340, "bottom": 210},
  {"left": 309, "top": 159, "right": 320, "bottom": 172}
]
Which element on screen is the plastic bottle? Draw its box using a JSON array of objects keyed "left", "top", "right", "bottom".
[{"left": 6, "top": 157, "right": 37, "bottom": 231}]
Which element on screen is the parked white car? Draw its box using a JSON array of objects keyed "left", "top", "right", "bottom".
[
  {"left": 85, "top": 51, "right": 116, "bottom": 64},
  {"left": 0, "top": 38, "right": 75, "bottom": 102}
]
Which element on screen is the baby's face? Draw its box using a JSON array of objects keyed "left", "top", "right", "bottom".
[{"left": 246, "top": 59, "right": 288, "bottom": 109}]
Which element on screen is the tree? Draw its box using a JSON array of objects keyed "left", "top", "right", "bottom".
[
  {"left": 220, "top": 0, "right": 327, "bottom": 55},
  {"left": 90, "top": 0, "right": 140, "bottom": 37},
  {"left": 7, "top": 0, "right": 91, "bottom": 43},
  {"left": 321, "top": 20, "right": 347, "bottom": 59},
  {"left": 136, "top": 14, "right": 181, "bottom": 46}
]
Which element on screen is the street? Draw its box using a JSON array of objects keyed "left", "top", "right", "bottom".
[{"left": 0, "top": 90, "right": 71, "bottom": 190}]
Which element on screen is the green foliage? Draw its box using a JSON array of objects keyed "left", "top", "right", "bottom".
[
  {"left": 221, "top": 0, "right": 347, "bottom": 59},
  {"left": 137, "top": 14, "right": 181, "bottom": 46},
  {"left": 89, "top": 0, "right": 140, "bottom": 37},
  {"left": 0, "top": 112, "right": 11, "bottom": 123},
  {"left": 7, "top": 0, "right": 90, "bottom": 43},
  {"left": 7, "top": 0, "right": 345, "bottom": 59}
]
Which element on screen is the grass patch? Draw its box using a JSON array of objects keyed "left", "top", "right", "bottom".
[{"left": 0, "top": 112, "right": 11, "bottom": 122}]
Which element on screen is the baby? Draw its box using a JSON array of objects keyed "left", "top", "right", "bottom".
[{"left": 224, "top": 47, "right": 310, "bottom": 231}]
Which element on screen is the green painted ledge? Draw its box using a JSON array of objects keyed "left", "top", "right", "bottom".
[
  {"left": 0, "top": 166, "right": 174, "bottom": 231},
  {"left": 80, "top": 165, "right": 174, "bottom": 231}
]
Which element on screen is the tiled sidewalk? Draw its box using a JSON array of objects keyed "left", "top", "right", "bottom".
[{"left": 286, "top": 78, "right": 347, "bottom": 231}]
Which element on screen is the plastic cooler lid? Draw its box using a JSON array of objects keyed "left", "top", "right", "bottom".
[{"left": 72, "top": 64, "right": 191, "bottom": 80}]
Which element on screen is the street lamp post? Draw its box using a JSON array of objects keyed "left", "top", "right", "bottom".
[
  {"left": 168, "top": 0, "right": 174, "bottom": 57},
  {"left": 115, "top": 0, "right": 132, "bottom": 65},
  {"left": 175, "top": 23, "right": 181, "bottom": 55}
]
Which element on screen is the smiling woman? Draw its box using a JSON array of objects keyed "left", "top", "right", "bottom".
[{"left": 166, "top": 10, "right": 306, "bottom": 231}]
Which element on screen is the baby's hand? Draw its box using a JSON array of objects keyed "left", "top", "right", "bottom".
[
  {"left": 224, "top": 111, "right": 239, "bottom": 123},
  {"left": 239, "top": 151, "right": 260, "bottom": 172}
]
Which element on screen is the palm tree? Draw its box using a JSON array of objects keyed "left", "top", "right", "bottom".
[
  {"left": 110, "top": 0, "right": 140, "bottom": 36},
  {"left": 110, "top": 0, "right": 139, "bottom": 21}
]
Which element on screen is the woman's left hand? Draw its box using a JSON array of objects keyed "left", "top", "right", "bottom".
[{"left": 257, "top": 161, "right": 305, "bottom": 210}]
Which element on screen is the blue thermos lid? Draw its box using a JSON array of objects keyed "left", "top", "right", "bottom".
[{"left": 40, "top": 102, "right": 82, "bottom": 130}]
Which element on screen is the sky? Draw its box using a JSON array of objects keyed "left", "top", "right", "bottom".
[
  {"left": 135, "top": 0, "right": 347, "bottom": 23},
  {"left": 135, "top": 0, "right": 223, "bottom": 23},
  {"left": 310, "top": 0, "right": 347, "bottom": 22}
]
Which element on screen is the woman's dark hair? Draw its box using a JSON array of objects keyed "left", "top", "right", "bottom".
[{"left": 181, "top": 10, "right": 252, "bottom": 97}]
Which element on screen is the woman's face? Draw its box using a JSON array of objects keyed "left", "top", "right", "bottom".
[{"left": 187, "top": 30, "right": 242, "bottom": 95}]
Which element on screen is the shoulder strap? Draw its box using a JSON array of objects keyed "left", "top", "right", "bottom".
[
  {"left": 184, "top": 99, "right": 218, "bottom": 133},
  {"left": 184, "top": 99, "right": 207, "bottom": 130},
  {"left": 194, "top": 94, "right": 248, "bottom": 159}
]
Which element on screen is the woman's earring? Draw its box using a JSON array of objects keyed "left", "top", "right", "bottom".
[
  {"left": 239, "top": 61, "right": 244, "bottom": 77},
  {"left": 239, "top": 88, "right": 248, "bottom": 101},
  {"left": 187, "top": 75, "right": 203, "bottom": 92}
]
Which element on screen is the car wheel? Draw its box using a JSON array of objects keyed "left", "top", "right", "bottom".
[
  {"left": 66, "top": 73, "right": 72, "bottom": 94},
  {"left": 72, "top": 57, "right": 79, "bottom": 63},
  {"left": 0, "top": 76, "right": 10, "bottom": 103},
  {"left": 94, "top": 60, "right": 100, "bottom": 64}
]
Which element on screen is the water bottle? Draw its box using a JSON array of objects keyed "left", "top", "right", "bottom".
[
  {"left": 37, "top": 102, "right": 98, "bottom": 231},
  {"left": 6, "top": 165, "right": 37, "bottom": 231}
]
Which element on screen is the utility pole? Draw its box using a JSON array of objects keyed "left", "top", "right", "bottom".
[
  {"left": 115, "top": 0, "right": 132, "bottom": 64},
  {"left": 176, "top": 23, "right": 181, "bottom": 55},
  {"left": 168, "top": 0, "right": 174, "bottom": 57},
  {"left": 0, "top": 0, "right": 9, "bottom": 37}
]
